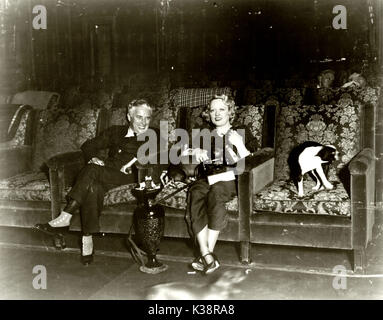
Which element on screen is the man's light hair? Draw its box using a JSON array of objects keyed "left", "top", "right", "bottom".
[{"left": 127, "top": 99, "right": 153, "bottom": 117}]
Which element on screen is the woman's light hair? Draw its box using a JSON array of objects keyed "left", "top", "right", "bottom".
[
  {"left": 201, "top": 94, "right": 237, "bottom": 124},
  {"left": 126, "top": 99, "right": 153, "bottom": 117}
]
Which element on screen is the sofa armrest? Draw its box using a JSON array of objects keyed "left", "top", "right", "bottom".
[
  {"left": 47, "top": 151, "right": 85, "bottom": 189},
  {"left": 243, "top": 147, "right": 275, "bottom": 172},
  {"left": 236, "top": 148, "right": 275, "bottom": 244},
  {"left": 46, "top": 151, "right": 84, "bottom": 171},
  {"left": 349, "top": 148, "right": 375, "bottom": 250},
  {"left": 0, "top": 145, "right": 32, "bottom": 178},
  {"left": 47, "top": 151, "right": 85, "bottom": 219},
  {"left": 349, "top": 148, "right": 375, "bottom": 176}
]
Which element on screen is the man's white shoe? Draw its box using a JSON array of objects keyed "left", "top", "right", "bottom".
[{"left": 48, "top": 211, "right": 72, "bottom": 227}]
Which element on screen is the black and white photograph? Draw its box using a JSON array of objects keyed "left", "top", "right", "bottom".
[{"left": 0, "top": 0, "right": 382, "bottom": 304}]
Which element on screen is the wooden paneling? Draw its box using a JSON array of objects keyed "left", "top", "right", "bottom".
[{"left": 0, "top": 0, "right": 379, "bottom": 93}]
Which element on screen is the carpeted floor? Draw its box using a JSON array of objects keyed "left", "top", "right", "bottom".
[{"left": 0, "top": 223, "right": 382, "bottom": 300}]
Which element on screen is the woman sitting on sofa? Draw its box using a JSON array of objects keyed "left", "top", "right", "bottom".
[{"left": 184, "top": 94, "right": 257, "bottom": 274}]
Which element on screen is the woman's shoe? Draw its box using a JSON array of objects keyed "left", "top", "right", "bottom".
[
  {"left": 191, "top": 256, "right": 205, "bottom": 271},
  {"left": 203, "top": 253, "right": 220, "bottom": 274},
  {"left": 81, "top": 251, "right": 94, "bottom": 266}
]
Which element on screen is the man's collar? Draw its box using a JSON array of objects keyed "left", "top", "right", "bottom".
[{"left": 124, "top": 127, "right": 136, "bottom": 137}]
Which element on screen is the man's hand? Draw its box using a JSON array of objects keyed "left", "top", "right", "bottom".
[
  {"left": 120, "top": 165, "right": 132, "bottom": 175},
  {"left": 88, "top": 157, "right": 105, "bottom": 166},
  {"left": 120, "top": 157, "right": 137, "bottom": 175}
]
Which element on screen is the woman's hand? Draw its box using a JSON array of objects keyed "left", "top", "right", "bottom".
[
  {"left": 192, "top": 148, "right": 209, "bottom": 163},
  {"left": 227, "top": 130, "right": 250, "bottom": 159},
  {"left": 227, "top": 130, "right": 244, "bottom": 146}
]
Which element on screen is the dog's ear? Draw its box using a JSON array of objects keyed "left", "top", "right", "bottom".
[{"left": 318, "top": 146, "right": 337, "bottom": 161}]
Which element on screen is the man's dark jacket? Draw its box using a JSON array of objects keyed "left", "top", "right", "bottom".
[{"left": 81, "top": 125, "right": 167, "bottom": 171}]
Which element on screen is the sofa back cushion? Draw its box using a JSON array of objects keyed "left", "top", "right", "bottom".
[
  {"left": 274, "top": 86, "right": 380, "bottom": 182},
  {"left": 274, "top": 102, "right": 362, "bottom": 182},
  {"left": 31, "top": 107, "right": 101, "bottom": 171},
  {"left": 171, "top": 87, "right": 267, "bottom": 150},
  {"left": 171, "top": 87, "right": 233, "bottom": 109},
  {"left": 234, "top": 105, "right": 265, "bottom": 149}
]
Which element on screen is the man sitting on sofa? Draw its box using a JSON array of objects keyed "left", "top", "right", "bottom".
[{"left": 36, "top": 99, "right": 165, "bottom": 265}]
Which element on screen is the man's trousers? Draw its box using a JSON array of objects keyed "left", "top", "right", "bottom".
[{"left": 67, "top": 164, "right": 136, "bottom": 234}]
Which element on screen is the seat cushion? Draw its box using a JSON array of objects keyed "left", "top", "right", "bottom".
[
  {"left": 253, "top": 179, "right": 351, "bottom": 217},
  {"left": 0, "top": 172, "right": 239, "bottom": 212},
  {"left": 103, "top": 182, "right": 238, "bottom": 211},
  {"left": 103, "top": 184, "right": 136, "bottom": 206},
  {"left": 0, "top": 171, "right": 51, "bottom": 201}
]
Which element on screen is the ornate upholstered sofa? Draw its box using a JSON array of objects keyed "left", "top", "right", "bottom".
[
  {"left": 2, "top": 84, "right": 378, "bottom": 272},
  {"left": 0, "top": 104, "right": 104, "bottom": 227},
  {"left": 0, "top": 76, "right": 170, "bottom": 228},
  {"left": 47, "top": 87, "right": 274, "bottom": 263},
  {"left": 242, "top": 86, "right": 380, "bottom": 273}
]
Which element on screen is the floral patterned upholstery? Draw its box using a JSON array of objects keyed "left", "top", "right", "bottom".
[
  {"left": 0, "top": 107, "right": 102, "bottom": 202},
  {"left": 32, "top": 107, "right": 101, "bottom": 171},
  {"left": 60, "top": 85, "right": 120, "bottom": 110},
  {"left": 253, "top": 180, "right": 351, "bottom": 216},
  {"left": 0, "top": 106, "right": 33, "bottom": 148},
  {"left": 244, "top": 86, "right": 380, "bottom": 112},
  {"left": 0, "top": 171, "right": 51, "bottom": 201},
  {"left": 274, "top": 103, "right": 361, "bottom": 181},
  {"left": 253, "top": 86, "right": 381, "bottom": 217},
  {"left": 102, "top": 182, "right": 238, "bottom": 211},
  {"left": 10, "top": 109, "right": 31, "bottom": 147},
  {"left": 274, "top": 101, "right": 362, "bottom": 181},
  {"left": 235, "top": 105, "right": 265, "bottom": 148},
  {"left": 103, "top": 183, "right": 136, "bottom": 206}
]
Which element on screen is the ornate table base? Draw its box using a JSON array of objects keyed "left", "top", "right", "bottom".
[{"left": 131, "top": 187, "right": 168, "bottom": 274}]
